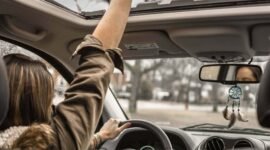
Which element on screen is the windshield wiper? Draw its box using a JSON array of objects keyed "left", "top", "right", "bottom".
[
  {"left": 183, "top": 123, "right": 270, "bottom": 136},
  {"left": 230, "top": 128, "right": 270, "bottom": 136},
  {"left": 183, "top": 123, "right": 227, "bottom": 130}
]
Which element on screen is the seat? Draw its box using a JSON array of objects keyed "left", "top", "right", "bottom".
[
  {"left": 257, "top": 61, "right": 270, "bottom": 127},
  {"left": 0, "top": 57, "right": 9, "bottom": 125}
]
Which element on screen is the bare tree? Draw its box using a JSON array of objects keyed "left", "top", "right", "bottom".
[
  {"left": 212, "top": 83, "right": 219, "bottom": 112},
  {"left": 159, "top": 58, "right": 201, "bottom": 110},
  {"left": 125, "top": 60, "right": 163, "bottom": 113},
  {"left": 72, "top": 0, "right": 95, "bottom": 13}
]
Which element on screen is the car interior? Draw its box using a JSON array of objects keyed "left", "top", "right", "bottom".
[
  {"left": 1, "top": 0, "right": 270, "bottom": 150},
  {"left": 0, "top": 55, "right": 9, "bottom": 126}
]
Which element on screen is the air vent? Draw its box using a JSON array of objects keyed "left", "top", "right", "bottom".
[
  {"left": 204, "top": 137, "right": 225, "bottom": 150},
  {"left": 233, "top": 141, "right": 253, "bottom": 150}
]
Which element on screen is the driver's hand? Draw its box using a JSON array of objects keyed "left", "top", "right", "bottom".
[{"left": 98, "top": 118, "right": 131, "bottom": 141}]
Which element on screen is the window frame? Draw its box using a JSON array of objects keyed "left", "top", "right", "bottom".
[{"left": 0, "top": 36, "right": 73, "bottom": 83}]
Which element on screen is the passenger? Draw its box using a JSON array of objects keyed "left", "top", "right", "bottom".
[
  {"left": 235, "top": 66, "right": 261, "bottom": 82},
  {"left": 0, "top": 0, "right": 132, "bottom": 149}
]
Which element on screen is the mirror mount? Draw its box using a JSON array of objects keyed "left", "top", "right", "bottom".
[{"left": 248, "top": 57, "right": 253, "bottom": 65}]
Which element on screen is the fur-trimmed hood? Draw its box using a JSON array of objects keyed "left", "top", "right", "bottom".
[
  {"left": 0, "top": 124, "right": 56, "bottom": 150},
  {"left": 0, "top": 126, "right": 29, "bottom": 149}
]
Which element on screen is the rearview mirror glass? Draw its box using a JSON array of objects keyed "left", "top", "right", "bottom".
[{"left": 199, "top": 64, "right": 262, "bottom": 84}]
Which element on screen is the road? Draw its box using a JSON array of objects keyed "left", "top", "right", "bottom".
[
  {"left": 53, "top": 96, "right": 264, "bottom": 130},
  {"left": 118, "top": 99, "right": 263, "bottom": 130}
]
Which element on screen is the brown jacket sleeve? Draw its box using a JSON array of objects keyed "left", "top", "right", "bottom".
[{"left": 51, "top": 35, "right": 123, "bottom": 150}]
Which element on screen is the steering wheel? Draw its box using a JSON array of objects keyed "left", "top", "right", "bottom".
[{"left": 117, "top": 120, "right": 173, "bottom": 150}]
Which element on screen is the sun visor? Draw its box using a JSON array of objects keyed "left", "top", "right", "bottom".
[
  {"left": 252, "top": 24, "right": 270, "bottom": 55},
  {"left": 120, "top": 31, "right": 188, "bottom": 59},
  {"left": 169, "top": 26, "right": 254, "bottom": 62}
]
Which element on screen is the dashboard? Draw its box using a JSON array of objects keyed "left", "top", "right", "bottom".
[
  {"left": 196, "top": 135, "right": 265, "bottom": 150},
  {"left": 100, "top": 127, "right": 270, "bottom": 150}
]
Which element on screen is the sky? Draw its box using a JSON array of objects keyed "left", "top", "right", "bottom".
[{"left": 54, "top": 0, "right": 147, "bottom": 12}]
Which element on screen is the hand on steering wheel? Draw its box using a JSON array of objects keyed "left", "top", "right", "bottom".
[{"left": 99, "top": 118, "right": 131, "bottom": 142}]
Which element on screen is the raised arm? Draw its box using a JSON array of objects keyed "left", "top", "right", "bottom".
[
  {"left": 93, "top": 0, "right": 132, "bottom": 49},
  {"left": 52, "top": 0, "right": 132, "bottom": 149}
]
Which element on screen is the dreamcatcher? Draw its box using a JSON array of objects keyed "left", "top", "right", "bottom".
[{"left": 222, "top": 85, "right": 248, "bottom": 128}]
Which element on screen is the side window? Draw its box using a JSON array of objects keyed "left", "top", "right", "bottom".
[{"left": 0, "top": 40, "right": 68, "bottom": 105}]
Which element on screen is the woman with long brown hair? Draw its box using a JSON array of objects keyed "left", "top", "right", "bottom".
[
  {"left": 0, "top": 0, "right": 132, "bottom": 149},
  {"left": 1, "top": 54, "right": 55, "bottom": 129}
]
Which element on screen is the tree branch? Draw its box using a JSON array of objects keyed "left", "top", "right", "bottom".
[
  {"left": 73, "top": 0, "right": 82, "bottom": 13},
  {"left": 142, "top": 61, "right": 164, "bottom": 74},
  {"left": 124, "top": 62, "right": 135, "bottom": 73}
]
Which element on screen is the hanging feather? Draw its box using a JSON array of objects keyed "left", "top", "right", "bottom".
[
  {"left": 228, "top": 111, "right": 236, "bottom": 128},
  {"left": 222, "top": 106, "right": 231, "bottom": 120},
  {"left": 238, "top": 111, "right": 248, "bottom": 122}
]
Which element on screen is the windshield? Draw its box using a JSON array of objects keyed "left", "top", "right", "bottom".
[
  {"left": 46, "top": 0, "right": 268, "bottom": 17},
  {"left": 111, "top": 57, "right": 269, "bottom": 133}
]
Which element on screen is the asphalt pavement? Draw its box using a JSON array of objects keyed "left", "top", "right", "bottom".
[{"left": 118, "top": 99, "right": 262, "bottom": 130}]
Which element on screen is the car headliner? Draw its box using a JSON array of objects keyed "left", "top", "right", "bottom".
[{"left": 1, "top": 0, "right": 270, "bottom": 75}]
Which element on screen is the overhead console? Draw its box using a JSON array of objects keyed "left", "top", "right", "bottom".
[
  {"left": 119, "top": 31, "right": 188, "bottom": 59},
  {"left": 168, "top": 26, "right": 254, "bottom": 62}
]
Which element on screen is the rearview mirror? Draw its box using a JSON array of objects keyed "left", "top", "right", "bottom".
[{"left": 199, "top": 64, "right": 262, "bottom": 84}]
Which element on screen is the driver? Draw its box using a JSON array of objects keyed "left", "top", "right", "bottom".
[
  {"left": 235, "top": 66, "right": 261, "bottom": 82},
  {"left": 0, "top": 0, "right": 132, "bottom": 149}
]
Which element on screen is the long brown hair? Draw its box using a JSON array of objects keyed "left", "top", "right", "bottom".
[{"left": 0, "top": 54, "right": 54, "bottom": 130}]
